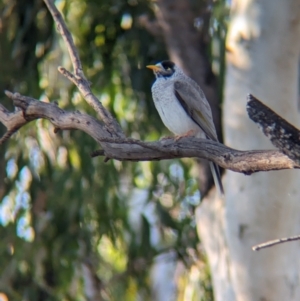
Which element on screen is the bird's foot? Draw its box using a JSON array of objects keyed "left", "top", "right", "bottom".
[
  {"left": 160, "top": 135, "right": 173, "bottom": 141},
  {"left": 174, "top": 130, "right": 196, "bottom": 141}
]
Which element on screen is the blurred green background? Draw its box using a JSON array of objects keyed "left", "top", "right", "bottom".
[{"left": 0, "top": 0, "right": 228, "bottom": 300}]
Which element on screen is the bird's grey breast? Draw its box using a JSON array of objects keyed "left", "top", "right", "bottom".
[{"left": 151, "top": 78, "right": 201, "bottom": 136}]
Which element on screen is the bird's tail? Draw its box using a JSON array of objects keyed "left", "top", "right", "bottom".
[{"left": 209, "top": 162, "right": 224, "bottom": 197}]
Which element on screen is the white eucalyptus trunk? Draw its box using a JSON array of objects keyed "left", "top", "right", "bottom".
[{"left": 197, "top": 1, "right": 300, "bottom": 300}]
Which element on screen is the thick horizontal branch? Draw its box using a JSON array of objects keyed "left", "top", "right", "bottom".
[
  {"left": 247, "top": 94, "right": 300, "bottom": 164},
  {"left": 1, "top": 91, "right": 299, "bottom": 174},
  {"left": 3, "top": 91, "right": 110, "bottom": 140}
]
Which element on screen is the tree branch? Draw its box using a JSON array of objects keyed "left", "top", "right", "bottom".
[
  {"left": 43, "top": 0, "right": 123, "bottom": 137},
  {"left": 247, "top": 94, "right": 300, "bottom": 164},
  {"left": 0, "top": 98, "right": 33, "bottom": 145},
  {"left": 1, "top": 91, "right": 299, "bottom": 174},
  {"left": 252, "top": 235, "right": 300, "bottom": 251}
]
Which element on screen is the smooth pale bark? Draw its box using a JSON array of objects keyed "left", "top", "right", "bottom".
[{"left": 197, "top": 1, "right": 300, "bottom": 300}]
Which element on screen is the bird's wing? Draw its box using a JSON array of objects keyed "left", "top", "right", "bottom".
[{"left": 174, "top": 80, "right": 218, "bottom": 141}]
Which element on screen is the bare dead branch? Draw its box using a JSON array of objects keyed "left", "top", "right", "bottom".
[
  {"left": 252, "top": 234, "right": 300, "bottom": 251},
  {"left": 0, "top": 96, "right": 28, "bottom": 144},
  {"left": 43, "top": 0, "right": 123, "bottom": 137},
  {"left": 3, "top": 91, "right": 109, "bottom": 141},
  {"left": 43, "top": 0, "right": 84, "bottom": 78},
  {"left": 1, "top": 91, "right": 299, "bottom": 174},
  {"left": 247, "top": 94, "right": 300, "bottom": 164}
]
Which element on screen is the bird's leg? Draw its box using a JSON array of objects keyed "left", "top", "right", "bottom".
[
  {"left": 174, "top": 130, "right": 196, "bottom": 141},
  {"left": 160, "top": 135, "right": 174, "bottom": 141},
  {"left": 160, "top": 130, "right": 196, "bottom": 141}
]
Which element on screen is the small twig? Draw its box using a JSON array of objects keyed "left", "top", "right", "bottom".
[
  {"left": 0, "top": 129, "right": 20, "bottom": 145},
  {"left": 43, "top": 0, "right": 124, "bottom": 137},
  {"left": 0, "top": 92, "right": 28, "bottom": 145},
  {"left": 252, "top": 234, "right": 300, "bottom": 251},
  {"left": 43, "top": 0, "right": 84, "bottom": 78},
  {"left": 247, "top": 94, "right": 300, "bottom": 164},
  {"left": 58, "top": 67, "right": 78, "bottom": 85},
  {"left": 90, "top": 149, "right": 105, "bottom": 157}
]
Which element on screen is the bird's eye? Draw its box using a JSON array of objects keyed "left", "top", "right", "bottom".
[{"left": 161, "top": 60, "right": 175, "bottom": 71}]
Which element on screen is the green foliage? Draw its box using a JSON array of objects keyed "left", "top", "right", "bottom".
[
  {"left": 0, "top": 0, "right": 229, "bottom": 300},
  {"left": 209, "top": 0, "right": 230, "bottom": 101}
]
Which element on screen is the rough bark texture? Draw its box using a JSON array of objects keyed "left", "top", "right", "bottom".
[
  {"left": 2, "top": 92, "right": 299, "bottom": 174},
  {"left": 198, "top": 1, "right": 300, "bottom": 301},
  {"left": 247, "top": 95, "right": 300, "bottom": 164}
]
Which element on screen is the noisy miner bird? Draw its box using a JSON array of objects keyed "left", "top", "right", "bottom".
[{"left": 147, "top": 60, "right": 224, "bottom": 196}]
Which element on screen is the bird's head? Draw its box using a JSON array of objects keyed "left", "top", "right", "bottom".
[{"left": 146, "top": 60, "right": 178, "bottom": 79}]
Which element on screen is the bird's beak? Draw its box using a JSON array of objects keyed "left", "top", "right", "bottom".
[{"left": 146, "top": 65, "right": 162, "bottom": 72}]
